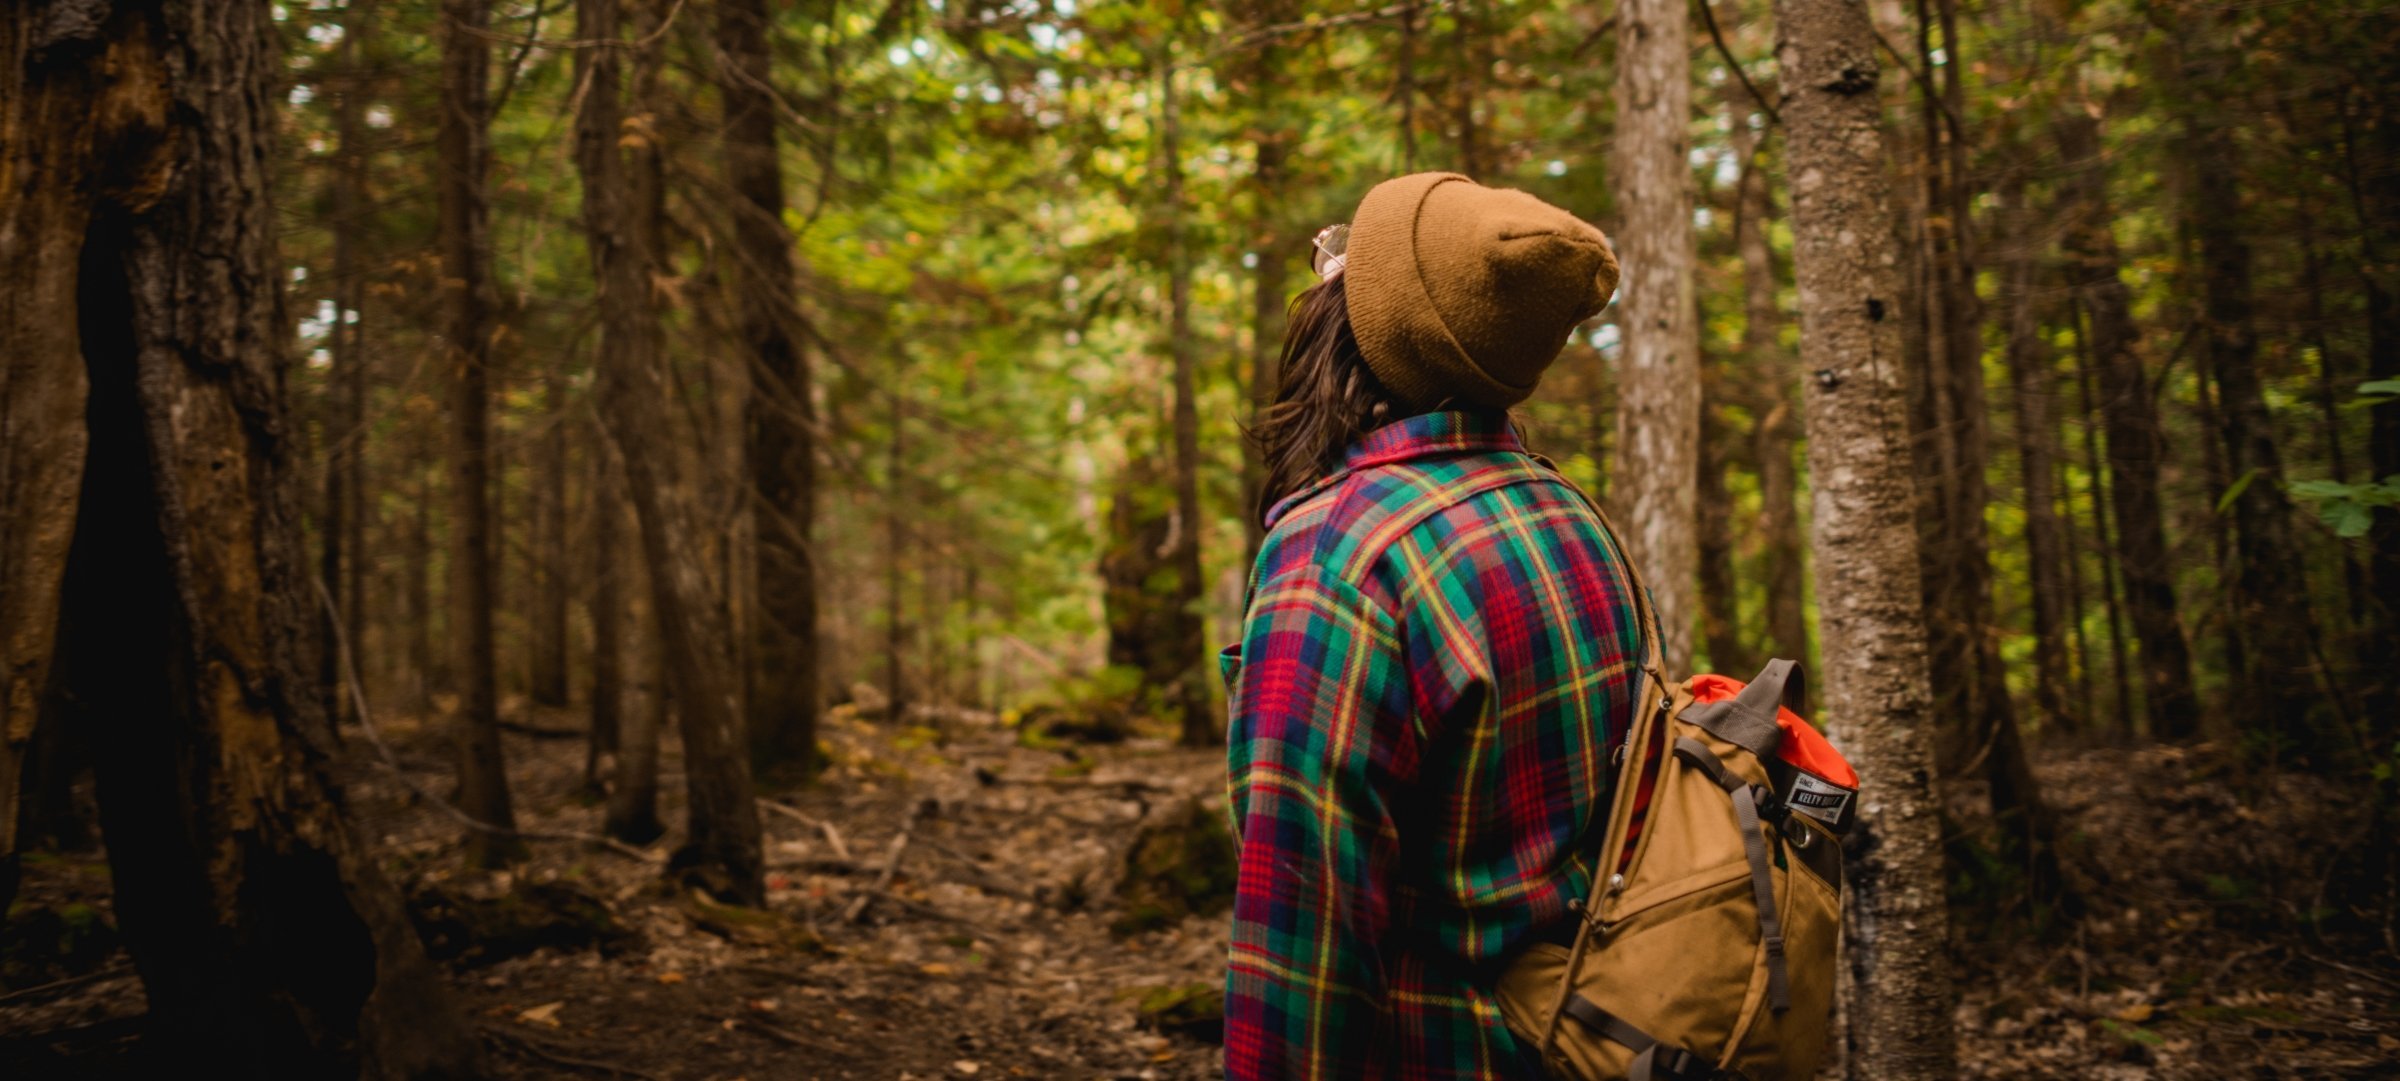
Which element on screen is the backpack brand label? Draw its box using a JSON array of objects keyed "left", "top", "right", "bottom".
[{"left": 1785, "top": 771, "right": 1853, "bottom": 828}]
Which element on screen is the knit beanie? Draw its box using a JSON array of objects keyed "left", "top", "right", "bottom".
[{"left": 1344, "top": 172, "right": 1620, "bottom": 410}]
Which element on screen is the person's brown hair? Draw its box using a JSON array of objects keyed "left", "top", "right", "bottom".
[{"left": 1249, "top": 275, "right": 1404, "bottom": 524}]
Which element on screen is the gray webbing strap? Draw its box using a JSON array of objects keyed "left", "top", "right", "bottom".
[
  {"left": 1677, "top": 657, "right": 1803, "bottom": 760},
  {"left": 1560, "top": 995, "right": 1705, "bottom": 1080},
  {"left": 1674, "top": 737, "right": 1793, "bottom": 1015}
]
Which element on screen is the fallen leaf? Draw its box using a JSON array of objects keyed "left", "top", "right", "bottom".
[
  {"left": 2112, "top": 1003, "right": 2155, "bottom": 1024},
  {"left": 952, "top": 1061, "right": 981, "bottom": 1075},
  {"left": 921, "top": 962, "right": 956, "bottom": 977},
  {"left": 657, "top": 971, "right": 686, "bottom": 985},
  {"left": 516, "top": 1001, "right": 565, "bottom": 1028}
]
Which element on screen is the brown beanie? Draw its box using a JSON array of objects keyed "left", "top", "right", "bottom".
[{"left": 1344, "top": 172, "right": 1620, "bottom": 410}]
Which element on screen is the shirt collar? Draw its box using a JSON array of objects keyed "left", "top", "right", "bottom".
[
  {"left": 1264, "top": 410, "right": 1524, "bottom": 527},
  {"left": 1342, "top": 409, "right": 1524, "bottom": 470}
]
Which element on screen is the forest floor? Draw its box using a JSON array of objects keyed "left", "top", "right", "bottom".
[{"left": 4, "top": 700, "right": 2396, "bottom": 1080}]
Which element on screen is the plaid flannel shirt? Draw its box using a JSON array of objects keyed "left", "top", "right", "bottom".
[{"left": 1221, "top": 411, "right": 1647, "bottom": 1081}]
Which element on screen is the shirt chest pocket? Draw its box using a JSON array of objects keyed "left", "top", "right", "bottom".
[{"left": 1217, "top": 642, "right": 1242, "bottom": 693}]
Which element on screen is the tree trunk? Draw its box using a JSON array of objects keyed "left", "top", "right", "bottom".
[
  {"left": 408, "top": 425, "right": 437, "bottom": 711},
  {"left": 2071, "top": 300, "right": 2136, "bottom": 737},
  {"left": 1240, "top": 0, "right": 1294, "bottom": 556},
  {"left": 720, "top": 0, "right": 822, "bottom": 777},
  {"left": 0, "top": 0, "right": 99, "bottom": 914},
  {"left": 2053, "top": 107, "right": 2200, "bottom": 738},
  {"left": 1737, "top": 138, "right": 1809, "bottom": 666},
  {"left": 577, "top": 0, "right": 761, "bottom": 899},
  {"left": 1613, "top": 0, "right": 1701, "bottom": 673},
  {"left": 321, "top": 0, "right": 372, "bottom": 729},
  {"left": 588, "top": 437, "right": 624, "bottom": 798},
  {"left": 1771, "top": 1, "right": 1957, "bottom": 1074},
  {"left": 530, "top": 361, "right": 571, "bottom": 708},
  {"left": 885, "top": 356, "right": 909, "bottom": 722},
  {"left": 606, "top": 577, "right": 664, "bottom": 844},
  {"left": 1696, "top": 374, "right": 1750, "bottom": 674},
  {"left": 7, "top": 2, "right": 478, "bottom": 1071},
  {"left": 2178, "top": 45, "right": 2332, "bottom": 762},
  {"left": 1162, "top": 60, "right": 1216, "bottom": 747},
  {"left": 438, "top": 0, "right": 521, "bottom": 866},
  {"left": 2002, "top": 184, "right": 2073, "bottom": 734}
]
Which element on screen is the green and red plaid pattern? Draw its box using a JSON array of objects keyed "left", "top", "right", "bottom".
[{"left": 1221, "top": 411, "right": 1648, "bottom": 1080}]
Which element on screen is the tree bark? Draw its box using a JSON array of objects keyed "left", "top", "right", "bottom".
[
  {"left": 1162, "top": 59, "right": 1216, "bottom": 747},
  {"left": 8, "top": 2, "right": 478, "bottom": 1072},
  {"left": 2053, "top": 107, "right": 2200, "bottom": 739},
  {"left": 0, "top": 0, "right": 99, "bottom": 914},
  {"left": 438, "top": 0, "right": 521, "bottom": 865},
  {"left": 1771, "top": 1, "right": 1957, "bottom": 1075},
  {"left": 577, "top": 0, "right": 762, "bottom": 898},
  {"left": 1239, "top": 0, "right": 1295, "bottom": 558},
  {"left": 719, "top": 0, "right": 823, "bottom": 777},
  {"left": 1613, "top": 0, "right": 1702, "bottom": 673}
]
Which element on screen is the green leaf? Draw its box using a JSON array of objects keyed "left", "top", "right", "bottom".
[
  {"left": 2215, "top": 468, "right": 2260, "bottom": 515},
  {"left": 2330, "top": 501, "right": 2374, "bottom": 538},
  {"left": 2356, "top": 378, "right": 2400, "bottom": 397}
]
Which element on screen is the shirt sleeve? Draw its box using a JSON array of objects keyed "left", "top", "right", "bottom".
[{"left": 1223, "top": 565, "right": 1419, "bottom": 1081}]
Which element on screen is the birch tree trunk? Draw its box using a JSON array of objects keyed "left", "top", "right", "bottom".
[
  {"left": 4, "top": 1, "right": 479, "bottom": 1070},
  {"left": 1771, "top": 0, "right": 1957, "bottom": 1074},
  {"left": 1613, "top": 0, "right": 1701, "bottom": 673}
]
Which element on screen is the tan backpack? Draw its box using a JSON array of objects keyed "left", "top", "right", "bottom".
[{"left": 1496, "top": 488, "right": 1852, "bottom": 1081}]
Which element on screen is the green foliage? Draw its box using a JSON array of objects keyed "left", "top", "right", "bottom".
[{"left": 2289, "top": 477, "right": 2400, "bottom": 539}]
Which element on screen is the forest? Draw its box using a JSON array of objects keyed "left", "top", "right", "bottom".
[{"left": 1, "top": 0, "right": 2396, "bottom": 1077}]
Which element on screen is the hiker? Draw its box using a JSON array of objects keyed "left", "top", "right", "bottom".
[{"left": 1221, "top": 172, "right": 1636, "bottom": 1079}]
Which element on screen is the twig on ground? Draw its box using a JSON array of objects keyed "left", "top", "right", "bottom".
[
  {"left": 758, "top": 799, "right": 853, "bottom": 861},
  {"left": 482, "top": 1024, "right": 671, "bottom": 1081},
  {"left": 844, "top": 799, "right": 928, "bottom": 922},
  {"left": 2303, "top": 950, "right": 2400, "bottom": 990},
  {"left": 0, "top": 964, "right": 136, "bottom": 1008}
]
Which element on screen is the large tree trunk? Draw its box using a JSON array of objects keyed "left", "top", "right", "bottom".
[
  {"left": 2177, "top": 46, "right": 2333, "bottom": 762},
  {"left": 719, "top": 0, "right": 822, "bottom": 778},
  {"left": 1613, "top": 0, "right": 1701, "bottom": 672},
  {"left": 0, "top": 0, "right": 98, "bottom": 914},
  {"left": 2053, "top": 108, "right": 2201, "bottom": 739},
  {"left": 5, "top": 2, "right": 479, "bottom": 1072},
  {"left": 577, "top": 0, "right": 762, "bottom": 899},
  {"left": 1161, "top": 60, "right": 1215, "bottom": 747},
  {"left": 1771, "top": 1, "right": 1957, "bottom": 1076},
  {"left": 438, "top": 0, "right": 521, "bottom": 866}
]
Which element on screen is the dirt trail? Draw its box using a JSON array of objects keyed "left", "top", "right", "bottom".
[{"left": 4, "top": 709, "right": 2395, "bottom": 1079}]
